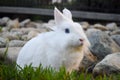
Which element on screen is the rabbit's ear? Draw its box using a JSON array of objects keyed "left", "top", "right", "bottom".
[
  {"left": 63, "top": 8, "right": 72, "bottom": 20},
  {"left": 54, "top": 7, "right": 65, "bottom": 25}
]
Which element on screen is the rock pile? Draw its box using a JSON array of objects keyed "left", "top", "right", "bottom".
[
  {"left": 0, "top": 17, "right": 120, "bottom": 76},
  {"left": 0, "top": 17, "right": 53, "bottom": 63}
]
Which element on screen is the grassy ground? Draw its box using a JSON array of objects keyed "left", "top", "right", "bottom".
[
  {"left": 0, "top": 61, "right": 120, "bottom": 80},
  {"left": 0, "top": 48, "right": 120, "bottom": 80}
]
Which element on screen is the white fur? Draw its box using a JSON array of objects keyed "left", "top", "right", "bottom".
[
  {"left": 63, "top": 8, "right": 72, "bottom": 20},
  {"left": 16, "top": 7, "right": 90, "bottom": 72}
]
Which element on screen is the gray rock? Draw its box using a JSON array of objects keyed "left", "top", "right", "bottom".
[
  {"left": 0, "top": 37, "right": 7, "bottom": 47},
  {"left": 0, "top": 17, "right": 10, "bottom": 26},
  {"left": 80, "top": 21, "right": 90, "bottom": 30},
  {"left": 25, "top": 22, "right": 37, "bottom": 28},
  {"left": 9, "top": 40, "right": 26, "bottom": 47},
  {"left": 0, "top": 47, "right": 21, "bottom": 62},
  {"left": 41, "top": 23, "right": 55, "bottom": 31},
  {"left": 93, "top": 24, "right": 108, "bottom": 31},
  {"left": 2, "top": 17, "right": 10, "bottom": 23},
  {"left": 104, "top": 31, "right": 111, "bottom": 36},
  {"left": 86, "top": 29, "right": 120, "bottom": 60},
  {"left": 20, "top": 27, "right": 39, "bottom": 33},
  {"left": 2, "top": 27, "right": 9, "bottom": 32},
  {"left": 110, "top": 30, "right": 120, "bottom": 35},
  {"left": 27, "top": 31, "right": 40, "bottom": 40},
  {"left": 12, "top": 28, "right": 43, "bottom": 35},
  {"left": 0, "top": 19, "right": 5, "bottom": 26},
  {"left": 93, "top": 53, "right": 120, "bottom": 75},
  {"left": 20, "top": 19, "right": 31, "bottom": 27},
  {"left": 106, "top": 23, "right": 118, "bottom": 31},
  {"left": 10, "top": 28, "right": 25, "bottom": 36},
  {"left": 48, "top": 19, "right": 55, "bottom": 24},
  {"left": 21, "top": 35, "right": 28, "bottom": 41},
  {"left": 1, "top": 31, "right": 22, "bottom": 40},
  {"left": 80, "top": 48, "right": 97, "bottom": 70},
  {"left": 11, "top": 28, "right": 29, "bottom": 35},
  {"left": 7, "top": 18, "right": 20, "bottom": 30},
  {"left": 111, "top": 35, "right": 120, "bottom": 47},
  {"left": 36, "top": 23, "right": 52, "bottom": 32}
]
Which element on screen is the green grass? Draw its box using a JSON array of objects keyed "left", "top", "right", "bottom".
[
  {"left": 0, "top": 62, "right": 120, "bottom": 80},
  {"left": 0, "top": 48, "right": 120, "bottom": 80}
]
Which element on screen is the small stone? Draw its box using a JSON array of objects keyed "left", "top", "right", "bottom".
[
  {"left": 1, "top": 32, "right": 22, "bottom": 40},
  {"left": 7, "top": 18, "right": 20, "bottom": 30},
  {"left": 93, "top": 24, "right": 108, "bottom": 31},
  {"left": 2, "top": 17, "right": 10, "bottom": 23},
  {"left": 41, "top": 23, "right": 55, "bottom": 31},
  {"left": 0, "top": 17, "right": 10, "bottom": 26},
  {"left": 9, "top": 40, "right": 26, "bottom": 47},
  {"left": 25, "top": 22, "right": 37, "bottom": 28},
  {"left": 27, "top": 31, "right": 40, "bottom": 40},
  {"left": 35, "top": 23, "right": 43, "bottom": 28},
  {"left": 10, "top": 28, "right": 25, "bottom": 36},
  {"left": 20, "top": 19, "right": 31, "bottom": 27},
  {"left": 0, "top": 47, "right": 21, "bottom": 62},
  {"left": 111, "top": 35, "right": 120, "bottom": 47},
  {"left": 21, "top": 35, "right": 28, "bottom": 41},
  {"left": 93, "top": 53, "right": 120, "bottom": 75},
  {"left": 0, "top": 19, "right": 4, "bottom": 26},
  {"left": 106, "top": 22, "right": 118, "bottom": 31},
  {"left": 2, "top": 27, "right": 9, "bottom": 32},
  {"left": 11, "top": 28, "right": 28, "bottom": 35},
  {"left": 11, "top": 28, "right": 40, "bottom": 35},
  {"left": 0, "top": 37, "right": 7, "bottom": 48},
  {"left": 48, "top": 19, "right": 55, "bottom": 24},
  {"left": 104, "top": 31, "right": 111, "bottom": 35},
  {"left": 80, "top": 22, "right": 90, "bottom": 30},
  {"left": 110, "top": 30, "right": 120, "bottom": 35}
]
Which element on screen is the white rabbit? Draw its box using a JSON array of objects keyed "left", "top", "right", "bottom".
[{"left": 16, "top": 7, "right": 90, "bottom": 73}]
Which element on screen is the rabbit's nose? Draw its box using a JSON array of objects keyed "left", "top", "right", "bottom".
[{"left": 79, "top": 39, "right": 84, "bottom": 42}]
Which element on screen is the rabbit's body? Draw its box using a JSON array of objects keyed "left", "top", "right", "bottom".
[
  {"left": 17, "top": 8, "right": 90, "bottom": 72},
  {"left": 17, "top": 29, "right": 84, "bottom": 71}
]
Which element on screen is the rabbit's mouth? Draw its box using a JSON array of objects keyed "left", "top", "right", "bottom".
[
  {"left": 80, "top": 42, "right": 83, "bottom": 46},
  {"left": 71, "top": 45, "right": 84, "bottom": 52},
  {"left": 71, "top": 42, "right": 84, "bottom": 48}
]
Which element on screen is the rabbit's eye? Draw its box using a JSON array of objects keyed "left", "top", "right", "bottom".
[{"left": 65, "top": 28, "right": 70, "bottom": 33}]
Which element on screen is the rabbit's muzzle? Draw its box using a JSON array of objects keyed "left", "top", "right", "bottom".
[{"left": 79, "top": 38, "right": 84, "bottom": 46}]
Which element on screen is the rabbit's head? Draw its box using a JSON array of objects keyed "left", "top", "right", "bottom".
[{"left": 53, "top": 8, "right": 90, "bottom": 49}]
